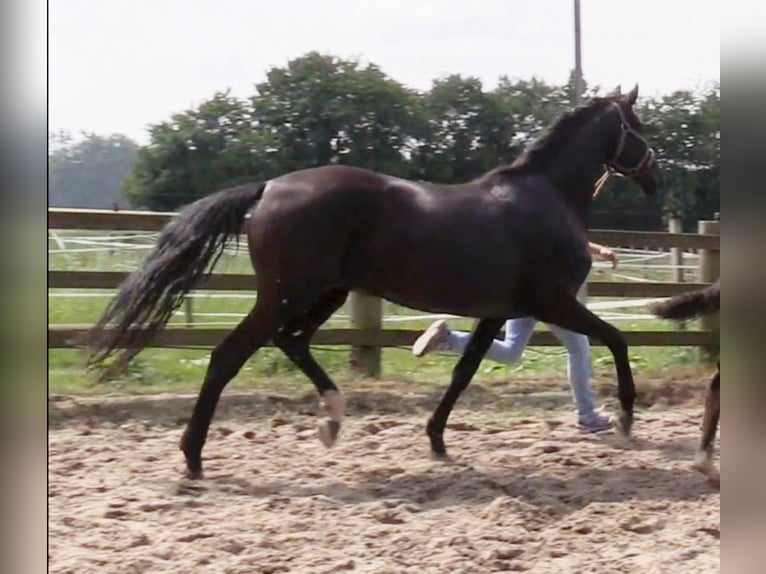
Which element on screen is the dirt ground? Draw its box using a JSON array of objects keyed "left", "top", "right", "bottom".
[{"left": 48, "top": 379, "right": 720, "bottom": 573}]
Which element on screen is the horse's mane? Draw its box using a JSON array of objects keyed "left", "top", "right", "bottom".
[{"left": 486, "top": 95, "right": 618, "bottom": 179}]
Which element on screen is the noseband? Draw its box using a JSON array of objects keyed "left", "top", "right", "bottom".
[
  {"left": 608, "top": 102, "right": 655, "bottom": 176},
  {"left": 593, "top": 102, "right": 656, "bottom": 197}
]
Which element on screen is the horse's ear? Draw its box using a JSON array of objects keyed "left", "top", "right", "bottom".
[
  {"left": 606, "top": 85, "right": 622, "bottom": 98},
  {"left": 626, "top": 83, "right": 639, "bottom": 105}
]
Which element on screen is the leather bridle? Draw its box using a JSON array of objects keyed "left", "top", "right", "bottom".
[{"left": 593, "top": 102, "right": 656, "bottom": 197}]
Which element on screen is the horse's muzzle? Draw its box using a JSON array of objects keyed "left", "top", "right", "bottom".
[{"left": 636, "top": 159, "right": 663, "bottom": 196}]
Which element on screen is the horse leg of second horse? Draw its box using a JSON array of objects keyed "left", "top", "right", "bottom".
[{"left": 693, "top": 367, "right": 720, "bottom": 486}]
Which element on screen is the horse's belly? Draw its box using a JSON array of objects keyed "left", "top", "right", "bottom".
[
  {"left": 357, "top": 256, "right": 522, "bottom": 318},
  {"left": 346, "top": 200, "right": 525, "bottom": 317}
]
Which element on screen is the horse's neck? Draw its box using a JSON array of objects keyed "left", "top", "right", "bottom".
[
  {"left": 545, "top": 150, "right": 606, "bottom": 226},
  {"left": 545, "top": 112, "right": 615, "bottom": 216}
]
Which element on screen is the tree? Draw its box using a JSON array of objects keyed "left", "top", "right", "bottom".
[
  {"left": 48, "top": 131, "right": 138, "bottom": 209},
  {"left": 635, "top": 84, "right": 720, "bottom": 230},
  {"left": 252, "top": 52, "right": 420, "bottom": 176},
  {"left": 412, "top": 75, "right": 517, "bottom": 182},
  {"left": 125, "top": 53, "right": 422, "bottom": 210},
  {"left": 123, "top": 91, "right": 277, "bottom": 211}
]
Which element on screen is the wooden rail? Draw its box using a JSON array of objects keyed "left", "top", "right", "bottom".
[
  {"left": 48, "top": 208, "right": 721, "bottom": 250},
  {"left": 48, "top": 208, "right": 721, "bottom": 376},
  {"left": 48, "top": 326, "right": 715, "bottom": 349},
  {"left": 48, "top": 270, "right": 708, "bottom": 297}
]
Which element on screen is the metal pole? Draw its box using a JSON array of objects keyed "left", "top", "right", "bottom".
[{"left": 574, "top": 0, "right": 584, "bottom": 105}]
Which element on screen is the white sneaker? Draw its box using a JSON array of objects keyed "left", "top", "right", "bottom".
[
  {"left": 412, "top": 320, "right": 451, "bottom": 357},
  {"left": 577, "top": 411, "right": 613, "bottom": 433}
]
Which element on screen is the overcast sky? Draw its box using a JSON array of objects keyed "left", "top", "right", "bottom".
[{"left": 48, "top": 0, "right": 720, "bottom": 144}]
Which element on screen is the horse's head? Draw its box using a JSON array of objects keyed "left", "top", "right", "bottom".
[{"left": 602, "top": 84, "right": 663, "bottom": 195}]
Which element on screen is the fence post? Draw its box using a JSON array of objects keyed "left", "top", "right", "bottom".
[
  {"left": 669, "top": 217, "right": 684, "bottom": 283},
  {"left": 183, "top": 297, "right": 194, "bottom": 327},
  {"left": 349, "top": 290, "right": 382, "bottom": 377},
  {"left": 697, "top": 219, "right": 720, "bottom": 362}
]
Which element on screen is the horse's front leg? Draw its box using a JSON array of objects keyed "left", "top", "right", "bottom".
[
  {"left": 426, "top": 318, "right": 505, "bottom": 458},
  {"left": 532, "top": 292, "right": 636, "bottom": 437}
]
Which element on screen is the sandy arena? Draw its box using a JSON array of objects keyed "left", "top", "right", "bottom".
[{"left": 48, "top": 380, "right": 720, "bottom": 573}]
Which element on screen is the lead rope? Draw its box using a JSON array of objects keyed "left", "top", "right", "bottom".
[{"left": 593, "top": 165, "right": 615, "bottom": 199}]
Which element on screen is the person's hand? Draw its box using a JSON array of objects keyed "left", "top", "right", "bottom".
[{"left": 596, "top": 245, "right": 618, "bottom": 268}]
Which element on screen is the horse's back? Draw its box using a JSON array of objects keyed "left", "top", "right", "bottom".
[
  {"left": 247, "top": 164, "right": 589, "bottom": 316},
  {"left": 257, "top": 164, "right": 481, "bottom": 237},
  {"left": 246, "top": 166, "right": 408, "bottom": 282}
]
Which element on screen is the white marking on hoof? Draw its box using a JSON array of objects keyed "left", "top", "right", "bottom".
[
  {"left": 323, "top": 390, "right": 345, "bottom": 423},
  {"left": 608, "top": 414, "right": 632, "bottom": 446},
  {"left": 317, "top": 391, "right": 345, "bottom": 448},
  {"left": 318, "top": 420, "right": 341, "bottom": 448},
  {"left": 692, "top": 449, "right": 710, "bottom": 471},
  {"left": 692, "top": 449, "right": 717, "bottom": 483}
]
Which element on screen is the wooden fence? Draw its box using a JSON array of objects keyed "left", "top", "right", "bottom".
[{"left": 48, "top": 208, "right": 720, "bottom": 376}]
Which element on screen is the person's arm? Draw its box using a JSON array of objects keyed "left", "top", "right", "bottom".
[{"left": 588, "top": 242, "right": 618, "bottom": 269}]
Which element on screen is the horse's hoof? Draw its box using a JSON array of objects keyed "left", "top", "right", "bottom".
[
  {"left": 428, "top": 433, "right": 448, "bottom": 461},
  {"left": 318, "top": 420, "right": 341, "bottom": 448},
  {"left": 185, "top": 467, "right": 204, "bottom": 480},
  {"left": 695, "top": 464, "right": 720, "bottom": 489},
  {"left": 692, "top": 452, "right": 719, "bottom": 488},
  {"left": 614, "top": 411, "right": 633, "bottom": 437},
  {"left": 425, "top": 418, "right": 448, "bottom": 456},
  {"left": 430, "top": 449, "right": 451, "bottom": 462}
]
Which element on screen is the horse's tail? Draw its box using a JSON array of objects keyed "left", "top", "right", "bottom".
[
  {"left": 85, "top": 182, "right": 266, "bottom": 376},
  {"left": 649, "top": 279, "right": 720, "bottom": 321}
]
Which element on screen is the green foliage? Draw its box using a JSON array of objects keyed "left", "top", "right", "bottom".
[
  {"left": 252, "top": 52, "right": 420, "bottom": 176},
  {"left": 411, "top": 74, "right": 517, "bottom": 182},
  {"left": 636, "top": 85, "right": 720, "bottom": 230},
  {"left": 121, "top": 91, "right": 276, "bottom": 211}
]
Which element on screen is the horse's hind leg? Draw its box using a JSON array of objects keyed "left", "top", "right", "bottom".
[
  {"left": 273, "top": 288, "right": 349, "bottom": 448},
  {"left": 180, "top": 291, "right": 281, "bottom": 479},
  {"left": 693, "top": 365, "right": 720, "bottom": 487}
]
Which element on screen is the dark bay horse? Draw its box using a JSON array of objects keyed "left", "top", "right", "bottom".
[
  {"left": 86, "top": 85, "right": 662, "bottom": 478},
  {"left": 649, "top": 280, "right": 720, "bottom": 487}
]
